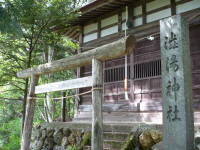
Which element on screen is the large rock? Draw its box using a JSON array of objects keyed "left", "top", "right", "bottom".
[
  {"left": 32, "top": 128, "right": 42, "bottom": 141},
  {"left": 53, "top": 128, "right": 63, "bottom": 145},
  {"left": 41, "top": 129, "right": 47, "bottom": 140},
  {"left": 195, "top": 137, "right": 200, "bottom": 150},
  {"left": 43, "top": 137, "right": 54, "bottom": 149},
  {"left": 31, "top": 140, "right": 44, "bottom": 150},
  {"left": 63, "top": 128, "right": 71, "bottom": 136},
  {"left": 53, "top": 146, "right": 65, "bottom": 150},
  {"left": 68, "top": 134, "right": 76, "bottom": 145},
  {"left": 61, "top": 137, "right": 68, "bottom": 148},
  {"left": 47, "top": 128, "right": 54, "bottom": 137},
  {"left": 139, "top": 129, "right": 162, "bottom": 150}
]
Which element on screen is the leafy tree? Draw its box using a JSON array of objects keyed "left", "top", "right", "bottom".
[{"left": 0, "top": 0, "right": 85, "bottom": 149}]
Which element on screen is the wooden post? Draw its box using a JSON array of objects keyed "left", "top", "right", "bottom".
[
  {"left": 160, "top": 15, "right": 194, "bottom": 150},
  {"left": 142, "top": 0, "right": 147, "bottom": 24},
  {"left": 92, "top": 58, "right": 103, "bottom": 150},
  {"left": 21, "top": 75, "right": 39, "bottom": 150},
  {"left": 61, "top": 91, "right": 66, "bottom": 122}
]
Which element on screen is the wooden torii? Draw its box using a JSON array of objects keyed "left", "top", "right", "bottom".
[{"left": 17, "top": 35, "right": 136, "bottom": 150}]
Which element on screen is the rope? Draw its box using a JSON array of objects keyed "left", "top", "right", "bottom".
[
  {"left": 27, "top": 87, "right": 103, "bottom": 100},
  {"left": 124, "top": 6, "right": 129, "bottom": 101}
]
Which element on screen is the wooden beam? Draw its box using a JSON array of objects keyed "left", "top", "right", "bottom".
[
  {"left": 35, "top": 76, "right": 93, "bottom": 94},
  {"left": 17, "top": 36, "right": 136, "bottom": 78},
  {"left": 91, "top": 58, "right": 103, "bottom": 150},
  {"left": 21, "top": 75, "right": 39, "bottom": 150},
  {"left": 76, "top": 26, "right": 83, "bottom": 111}
]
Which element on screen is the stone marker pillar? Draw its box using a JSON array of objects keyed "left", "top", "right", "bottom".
[
  {"left": 160, "top": 15, "right": 194, "bottom": 150},
  {"left": 92, "top": 58, "right": 103, "bottom": 150}
]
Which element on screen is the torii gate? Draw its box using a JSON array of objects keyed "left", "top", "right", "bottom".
[{"left": 17, "top": 35, "right": 136, "bottom": 150}]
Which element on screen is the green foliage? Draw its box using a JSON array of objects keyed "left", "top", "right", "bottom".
[
  {"left": 0, "top": 119, "right": 21, "bottom": 150},
  {"left": 67, "top": 145, "right": 77, "bottom": 150},
  {"left": 0, "top": 0, "right": 85, "bottom": 149},
  {"left": 76, "top": 132, "right": 91, "bottom": 150}
]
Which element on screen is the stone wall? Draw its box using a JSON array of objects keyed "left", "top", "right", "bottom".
[
  {"left": 30, "top": 122, "right": 200, "bottom": 150},
  {"left": 31, "top": 124, "right": 91, "bottom": 150}
]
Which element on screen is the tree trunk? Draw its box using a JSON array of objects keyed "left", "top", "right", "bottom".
[{"left": 22, "top": 50, "right": 32, "bottom": 132}]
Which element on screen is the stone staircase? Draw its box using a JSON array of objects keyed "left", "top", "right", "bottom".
[
  {"left": 82, "top": 123, "right": 133, "bottom": 150},
  {"left": 83, "top": 131, "right": 129, "bottom": 150}
]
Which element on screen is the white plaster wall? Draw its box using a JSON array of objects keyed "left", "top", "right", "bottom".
[
  {"left": 83, "top": 32, "right": 97, "bottom": 43},
  {"left": 134, "top": 17, "right": 143, "bottom": 27},
  {"left": 83, "top": 23, "right": 98, "bottom": 34},
  {"left": 101, "top": 15, "right": 118, "bottom": 28},
  {"left": 147, "top": 0, "right": 170, "bottom": 12},
  {"left": 176, "top": 0, "right": 200, "bottom": 14},
  {"left": 134, "top": 6, "right": 142, "bottom": 16},
  {"left": 101, "top": 25, "right": 118, "bottom": 37},
  {"left": 147, "top": 8, "right": 171, "bottom": 23}
]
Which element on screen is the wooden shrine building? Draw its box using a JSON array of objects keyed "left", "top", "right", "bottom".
[
  {"left": 17, "top": 0, "right": 200, "bottom": 150},
  {"left": 61, "top": 0, "right": 200, "bottom": 124}
]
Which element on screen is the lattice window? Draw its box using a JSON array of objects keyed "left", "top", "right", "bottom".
[{"left": 104, "top": 59, "right": 161, "bottom": 82}]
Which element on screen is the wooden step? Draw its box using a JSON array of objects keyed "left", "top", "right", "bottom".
[
  {"left": 103, "top": 131, "right": 129, "bottom": 141},
  {"left": 83, "top": 145, "right": 110, "bottom": 150},
  {"left": 103, "top": 139, "right": 126, "bottom": 149}
]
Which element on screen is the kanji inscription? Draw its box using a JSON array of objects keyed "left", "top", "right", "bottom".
[{"left": 160, "top": 15, "right": 194, "bottom": 150}]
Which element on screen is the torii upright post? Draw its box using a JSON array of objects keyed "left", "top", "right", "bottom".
[
  {"left": 160, "top": 15, "right": 194, "bottom": 150},
  {"left": 21, "top": 75, "right": 39, "bottom": 150},
  {"left": 92, "top": 58, "right": 103, "bottom": 150}
]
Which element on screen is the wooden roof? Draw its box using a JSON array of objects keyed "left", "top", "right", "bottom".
[
  {"left": 53, "top": 0, "right": 138, "bottom": 41},
  {"left": 72, "top": 0, "right": 137, "bottom": 25}
]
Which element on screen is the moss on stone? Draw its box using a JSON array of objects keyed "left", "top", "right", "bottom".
[
  {"left": 121, "top": 134, "right": 136, "bottom": 150},
  {"left": 76, "top": 131, "right": 91, "bottom": 150}
]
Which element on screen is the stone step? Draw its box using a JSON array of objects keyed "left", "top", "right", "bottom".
[
  {"left": 103, "top": 131, "right": 129, "bottom": 141},
  {"left": 83, "top": 145, "right": 110, "bottom": 150},
  {"left": 103, "top": 139, "right": 126, "bottom": 149}
]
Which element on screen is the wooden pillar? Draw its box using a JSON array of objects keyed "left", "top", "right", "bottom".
[
  {"left": 61, "top": 91, "right": 66, "bottom": 122},
  {"left": 170, "top": 0, "right": 176, "bottom": 15},
  {"left": 75, "top": 26, "right": 83, "bottom": 116},
  {"left": 130, "top": 52, "right": 135, "bottom": 103},
  {"left": 21, "top": 75, "right": 39, "bottom": 150},
  {"left": 160, "top": 15, "right": 194, "bottom": 150},
  {"left": 92, "top": 58, "right": 103, "bottom": 150},
  {"left": 142, "top": 0, "right": 147, "bottom": 24},
  {"left": 118, "top": 11, "right": 122, "bottom": 32},
  {"left": 97, "top": 19, "right": 101, "bottom": 39}
]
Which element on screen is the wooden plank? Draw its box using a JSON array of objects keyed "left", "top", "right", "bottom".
[
  {"left": 35, "top": 76, "right": 93, "bottom": 94},
  {"left": 17, "top": 36, "right": 136, "bottom": 78},
  {"left": 92, "top": 58, "right": 103, "bottom": 150},
  {"left": 21, "top": 75, "right": 39, "bottom": 150}
]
